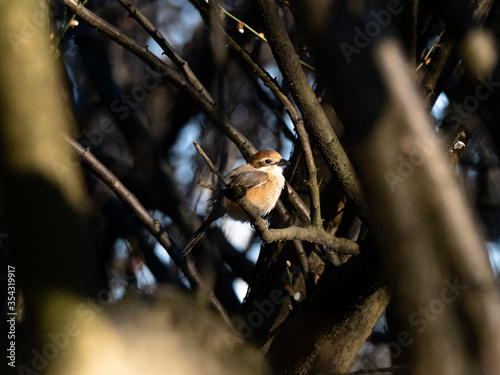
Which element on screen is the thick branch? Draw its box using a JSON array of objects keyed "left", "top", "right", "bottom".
[
  {"left": 229, "top": 187, "right": 358, "bottom": 255},
  {"left": 263, "top": 227, "right": 359, "bottom": 255},
  {"left": 255, "top": 0, "right": 367, "bottom": 219},
  {"left": 266, "top": 256, "right": 388, "bottom": 374}
]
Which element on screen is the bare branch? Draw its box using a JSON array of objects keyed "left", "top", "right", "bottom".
[
  {"left": 189, "top": 0, "right": 313, "bottom": 223},
  {"left": 59, "top": 0, "right": 256, "bottom": 159},
  {"left": 255, "top": 0, "right": 368, "bottom": 219},
  {"left": 193, "top": 141, "right": 229, "bottom": 185},
  {"left": 263, "top": 226, "right": 359, "bottom": 255},
  {"left": 293, "top": 239, "right": 310, "bottom": 273},
  {"left": 116, "top": 0, "right": 211, "bottom": 100},
  {"left": 285, "top": 183, "right": 311, "bottom": 223},
  {"left": 64, "top": 135, "right": 237, "bottom": 334},
  {"left": 295, "top": 122, "right": 322, "bottom": 227},
  {"left": 193, "top": 142, "right": 359, "bottom": 255}
]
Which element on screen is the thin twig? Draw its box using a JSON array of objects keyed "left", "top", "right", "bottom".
[
  {"left": 197, "top": 179, "right": 216, "bottom": 191},
  {"left": 64, "top": 135, "right": 237, "bottom": 333},
  {"left": 295, "top": 127, "right": 322, "bottom": 227},
  {"left": 416, "top": 29, "right": 445, "bottom": 71},
  {"left": 193, "top": 141, "right": 229, "bottom": 185},
  {"left": 218, "top": 4, "right": 268, "bottom": 43},
  {"left": 54, "top": 0, "right": 88, "bottom": 49},
  {"left": 59, "top": 0, "right": 256, "bottom": 160},
  {"left": 116, "top": 0, "right": 211, "bottom": 100},
  {"left": 217, "top": 4, "right": 316, "bottom": 70}
]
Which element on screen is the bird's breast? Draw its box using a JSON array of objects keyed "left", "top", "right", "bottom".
[
  {"left": 224, "top": 173, "right": 285, "bottom": 221},
  {"left": 245, "top": 175, "right": 284, "bottom": 215}
]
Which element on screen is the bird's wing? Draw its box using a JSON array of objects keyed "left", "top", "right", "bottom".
[{"left": 228, "top": 170, "right": 268, "bottom": 189}]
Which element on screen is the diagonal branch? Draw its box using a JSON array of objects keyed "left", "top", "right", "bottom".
[
  {"left": 116, "top": 0, "right": 211, "bottom": 100},
  {"left": 255, "top": 0, "right": 368, "bottom": 220},
  {"left": 59, "top": 0, "right": 256, "bottom": 159},
  {"left": 64, "top": 135, "right": 237, "bottom": 334},
  {"left": 193, "top": 141, "right": 229, "bottom": 185},
  {"left": 59, "top": 0, "right": 209, "bottom": 107}
]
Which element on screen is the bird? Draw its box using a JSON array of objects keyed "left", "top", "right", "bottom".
[{"left": 182, "top": 150, "right": 289, "bottom": 255}]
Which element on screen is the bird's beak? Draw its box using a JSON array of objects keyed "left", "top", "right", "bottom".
[{"left": 277, "top": 159, "right": 289, "bottom": 167}]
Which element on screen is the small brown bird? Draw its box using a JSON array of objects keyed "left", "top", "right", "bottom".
[{"left": 183, "top": 150, "right": 288, "bottom": 255}]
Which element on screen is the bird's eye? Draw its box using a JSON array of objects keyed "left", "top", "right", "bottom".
[{"left": 265, "top": 159, "right": 272, "bottom": 164}]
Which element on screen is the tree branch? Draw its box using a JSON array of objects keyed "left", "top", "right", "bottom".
[
  {"left": 64, "top": 135, "right": 237, "bottom": 334},
  {"left": 194, "top": 142, "right": 359, "bottom": 255},
  {"left": 295, "top": 121, "right": 323, "bottom": 227},
  {"left": 293, "top": 239, "right": 310, "bottom": 273},
  {"left": 116, "top": 0, "right": 211, "bottom": 101},
  {"left": 189, "top": 0, "right": 313, "bottom": 224},
  {"left": 263, "top": 226, "right": 359, "bottom": 255},
  {"left": 255, "top": 0, "right": 368, "bottom": 219},
  {"left": 193, "top": 141, "right": 229, "bottom": 185},
  {"left": 59, "top": 0, "right": 256, "bottom": 159},
  {"left": 62, "top": 0, "right": 313, "bottom": 228}
]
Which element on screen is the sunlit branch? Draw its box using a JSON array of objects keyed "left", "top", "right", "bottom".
[
  {"left": 193, "top": 142, "right": 359, "bottom": 255},
  {"left": 255, "top": 0, "right": 368, "bottom": 220}
]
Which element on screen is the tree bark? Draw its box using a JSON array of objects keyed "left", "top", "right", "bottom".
[{"left": 296, "top": 0, "right": 500, "bottom": 373}]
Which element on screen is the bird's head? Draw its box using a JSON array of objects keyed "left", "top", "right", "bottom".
[{"left": 250, "top": 150, "right": 289, "bottom": 174}]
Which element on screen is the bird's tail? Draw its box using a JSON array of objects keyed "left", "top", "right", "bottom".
[{"left": 182, "top": 217, "right": 215, "bottom": 256}]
